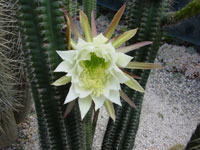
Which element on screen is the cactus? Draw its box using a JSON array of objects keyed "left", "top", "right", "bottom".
[
  {"left": 17, "top": 0, "right": 200, "bottom": 149},
  {"left": 83, "top": 0, "right": 97, "bottom": 22},
  {"left": 102, "top": 0, "right": 172, "bottom": 149},
  {"left": 0, "top": 0, "right": 32, "bottom": 147},
  {"left": 17, "top": 0, "right": 88, "bottom": 149},
  {"left": 186, "top": 124, "right": 200, "bottom": 150},
  {"left": 62, "top": 0, "right": 79, "bottom": 19}
]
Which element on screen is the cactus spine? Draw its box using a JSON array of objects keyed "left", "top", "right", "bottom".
[
  {"left": 186, "top": 124, "right": 200, "bottom": 150},
  {"left": 102, "top": 0, "right": 172, "bottom": 149},
  {"left": 0, "top": 0, "right": 31, "bottom": 147}
]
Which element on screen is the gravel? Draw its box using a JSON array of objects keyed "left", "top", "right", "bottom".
[
  {"left": 92, "top": 43, "right": 200, "bottom": 150},
  {"left": 0, "top": 109, "right": 39, "bottom": 150},
  {"left": 1, "top": 13, "right": 200, "bottom": 150}
]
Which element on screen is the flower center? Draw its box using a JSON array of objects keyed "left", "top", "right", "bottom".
[{"left": 80, "top": 52, "right": 109, "bottom": 97}]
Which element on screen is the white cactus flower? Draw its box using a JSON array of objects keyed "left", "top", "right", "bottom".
[
  {"left": 52, "top": 3, "right": 163, "bottom": 120},
  {"left": 55, "top": 34, "right": 132, "bottom": 119}
]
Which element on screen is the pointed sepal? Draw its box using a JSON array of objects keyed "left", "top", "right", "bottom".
[
  {"left": 104, "top": 3, "right": 126, "bottom": 40},
  {"left": 63, "top": 100, "right": 76, "bottom": 118},
  {"left": 66, "top": 16, "right": 71, "bottom": 50},
  {"left": 80, "top": 10, "right": 93, "bottom": 42},
  {"left": 120, "top": 68, "right": 141, "bottom": 79},
  {"left": 104, "top": 99, "right": 116, "bottom": 121},
  {"left": 62, "top": 7, "right": 84, "bottom": 39},
  {"left": 120, "top": 90, "right": 136, "bottom": 109},
  {"left": 125, "top": 62, "right": 164, "bottom": 69},
  {"left": 71, "top": 39, "right": 77, "bottom": 49},
  {"left": 112, "top": 28, "right": 138, "bottom": 48},
  {"left": 52, "top": 75, "right": 71, "bottom": 86},
  {"left": 91, "top": 10, "right": 97, "bottom": 37},
  {"left": 124, "top": 74, "right": 145, "bottom": 93},
  {"left": 116, "top": 41, "right": 152, "bottom": 53}
]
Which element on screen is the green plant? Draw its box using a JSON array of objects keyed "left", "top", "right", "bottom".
[
  {"left": 17, "top": 0, "right": 200, "bottom": 150},
  {"left": 102, "top": 0, "right": 172, "bottom": 149},
  {"left": 17, "top": 0, "right": 87, "bottom": 149},
  {"left": 83, "top": 0, "right": 97, "bottom": 22},
  {"left": 0, "top": 0, "right": 31, "bottom": 147},
  {"left": 62, "top": 0, "right": 79, "bottom": 18},
  {"left": 102, "top": 1, "right": 200, "bottom": 149}
]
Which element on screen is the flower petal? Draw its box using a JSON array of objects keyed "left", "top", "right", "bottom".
[
  {"left": 117, "top": 52, "right": 133, "bottom": 67},
  {"left": 76, "top": 38, "right": 88, "bottom": 48},
  {"left": 93, "top": 33, "right": 108, "bottom": 44},
  {"left": 92, "top": 95, "right": 105, "bottom": 111},
  {"left": 106, "top": 75, "right": 121, "bottom": 90},
  {"left": 74, "top": 84, "right": 92, "bottom": 98},
  {"left": 106, "top": 90, "right": 121, "bottom": 106},
  {"left": 54, "top": 61, "right": 73, "bottom": 72},
  {"left": 104, "top": 99, "right": 116, "bottom": 121},
  {"left": 51, "top": 75, "right": 71, "bottom": 86},
  {"left": 112, "top": 67, "right": 129, "bottom": 83},
  {"left": 64, "top": 85, "right": 79, "bottom": 104},
  {"left": 78, "top": 96, "right": 92, "bottom": 119},
  {"left": 56, "top": 51, "right": 76, "bottom": 62}
]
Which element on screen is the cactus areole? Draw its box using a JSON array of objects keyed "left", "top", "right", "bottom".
[{"left": 53, "top": 3, "right": 162, "bottom": 120}]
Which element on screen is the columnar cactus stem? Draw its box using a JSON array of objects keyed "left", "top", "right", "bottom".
[
  {"left": 83, "top": 0, "right": 96, "bottom": 22},
  {"left": 102, "top": 0, "right": 172, "bottom": 149}
]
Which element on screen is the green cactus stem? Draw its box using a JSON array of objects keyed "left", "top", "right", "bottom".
[
  {"left": 165, "top": 0, "right": 200, "bottom": 25},
  {"left": 102, "top": 0, "right": 172, "bottom": 149},
  {"left": 83, "top": 0, "right": 96, "bottom": 22},
  {"left": 18, "top": 0, "right": 87, "bottom": 149}
]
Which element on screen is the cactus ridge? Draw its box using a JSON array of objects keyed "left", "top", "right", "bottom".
[
  {"left": 65, "top": 103, "right": 85, "bottom": 150},
  {"left": 19, "top": 3, "right": 51, "bottom": 149},
  {"left": 102, "top": 0, "right": 171, "bottom": 149},
  {"left": 18, "top": 0, "right": 74, "bottom": 149},
  {"left": 83, "top": 0, "right": 96, "bottom": 22}
]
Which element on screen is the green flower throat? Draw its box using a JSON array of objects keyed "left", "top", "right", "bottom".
[{"left": 80, "top": 52, "right": 109, "bottom": 97}]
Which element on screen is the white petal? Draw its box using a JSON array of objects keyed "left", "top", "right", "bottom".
[
  {"left": 78, "top": 96, "right": 92, "bottom": 119},
  {"left": 64, "top": 85, "right": 79, "bottom": 104},
  {"left": 74, "top": 84, "right": 92, "bottom": 98},
  {"left": 56, "top": 50, "right": 76, "bottom": 62},
  {"left": 77, "top": 38, "right": 89, "bottom": 48},
  {"left": 112, "top": 67, "right": 129, "bottom": 83},
  {"left": 117, "top": 52, "right": 133, "bottom": 67},
  {"left": 92, "top": 95, "right": 105, "bottom": 111},
  {"left": 93, "top": 33, "right": 108, "bottom": 44},
  {"left": 68, "top": 63, "right": 82, "bottom": 83},
  {"left": 106, "top": 90, "right": 121, "bottom": 106},
  {"left": 54, "top": 61, "right": 73, "bottom": 72},
  {"left": 104, "top": 86, "right": 110, "bottom": 97},
  {"left": 107, "top": 75, "right": 121, "bottom": 90}
]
